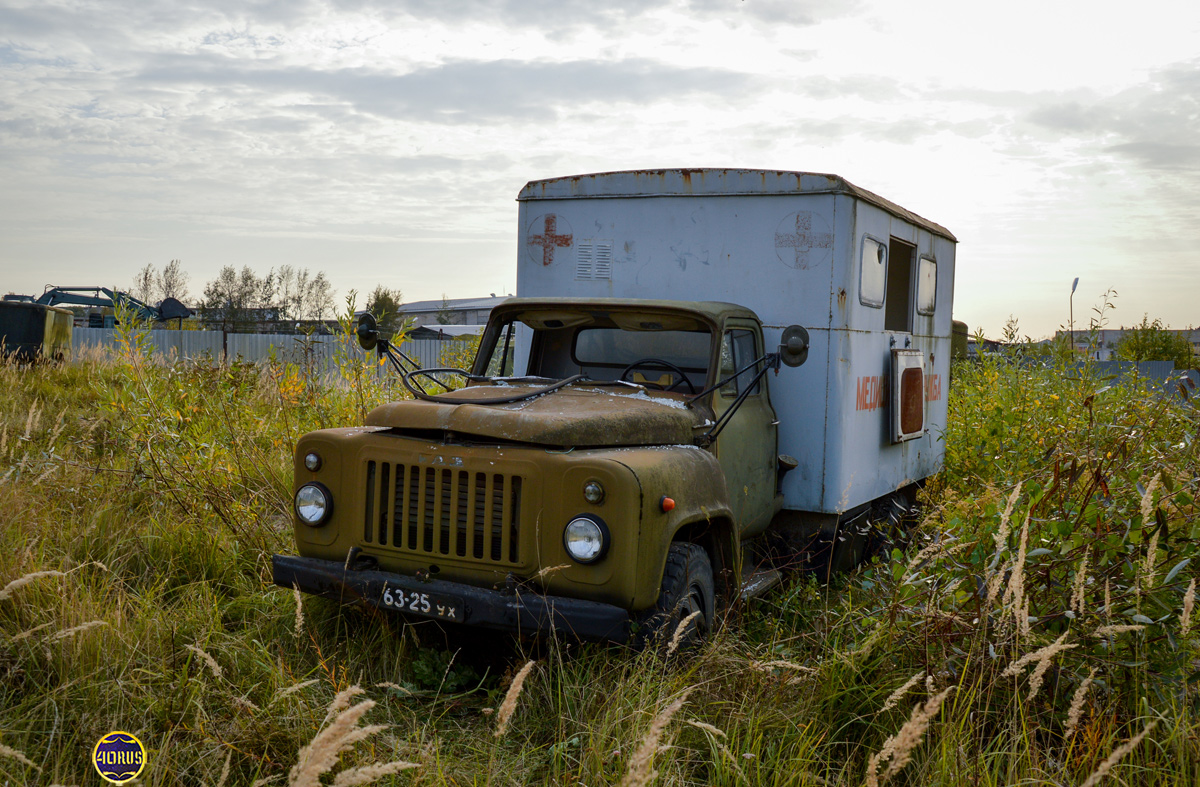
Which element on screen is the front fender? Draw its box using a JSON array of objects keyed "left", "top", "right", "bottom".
[{"left": 607, "top": 445, "right": 733, "bottom": 609}]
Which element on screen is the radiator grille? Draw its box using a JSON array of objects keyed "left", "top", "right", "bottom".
[{"left": 363, "top": 461, "right": 522, "bottom": 564}]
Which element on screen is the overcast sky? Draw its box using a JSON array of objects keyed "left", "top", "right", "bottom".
[{"left": 2, "top": 0, "right": 1198, "bottom": 337}]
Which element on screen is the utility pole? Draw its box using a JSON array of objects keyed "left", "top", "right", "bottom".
[{"left": 1070, "top": 277, "right": 1079, "bottom": 352}]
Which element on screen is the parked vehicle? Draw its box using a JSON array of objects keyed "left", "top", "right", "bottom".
[{"left": 274, "top": 169, "right": 957, "bottom": 644}]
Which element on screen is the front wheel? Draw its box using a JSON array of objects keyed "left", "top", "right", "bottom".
[{"left": 635, "top": 543, "right": 714, "bottom": 651}]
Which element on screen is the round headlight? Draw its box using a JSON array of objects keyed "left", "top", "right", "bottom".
[
  {"left": 304, "top": 452, "right": 322, "bottom": 471},
  {"left": 563, "top": 515, "right": 609, "bottom": 564},
  {"left": 295, "top": 483, "right": 332, "bottom": 526},
  {"left": 583, "top": 481, "right": 605, "bottom": 504}
]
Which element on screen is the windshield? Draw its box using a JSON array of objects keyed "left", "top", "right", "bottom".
[{"left": 475, "top": 309, "right": 715, "bottom": 391}]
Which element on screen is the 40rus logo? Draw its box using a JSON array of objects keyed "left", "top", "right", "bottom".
[{"left": 92, "top": 731, "right": 146, "bottom": 784}]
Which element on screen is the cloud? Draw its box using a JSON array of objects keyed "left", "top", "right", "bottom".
[
  {"left": 339, "top": 0, "right": 859, "bottom": 29},
  {"left": 131, "top": 54, "right": 753, "bottom": 123},
  {"left": 1027, "top": 57, "right": 1200, "bottom": 171}
]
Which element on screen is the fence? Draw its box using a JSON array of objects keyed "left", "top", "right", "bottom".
[{"left": 71, "top": 327, "right": 475, "bottom": 375}]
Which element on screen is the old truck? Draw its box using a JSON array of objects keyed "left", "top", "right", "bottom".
[{"left": 273, "top": 169, "right": 957, "bottom": 644}]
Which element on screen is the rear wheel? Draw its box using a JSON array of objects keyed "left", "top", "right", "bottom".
[{"left": 636, "top": 543, "right": 714, "bottom": 651}]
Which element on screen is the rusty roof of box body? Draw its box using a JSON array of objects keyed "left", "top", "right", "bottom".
[{"left": 518, "top": 168, "right": 956, "bottom": 243}]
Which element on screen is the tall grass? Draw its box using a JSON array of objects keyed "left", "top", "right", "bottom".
[{"left": 1, "top": 323, "right": 1197, "bottom": 785}]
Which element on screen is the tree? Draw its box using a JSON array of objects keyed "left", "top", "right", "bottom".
[
  {"left": 129, "top": 259, "right": 191, "bottom": 305},
  {"left": 1116, "top": 315, "right": 1195, "bottom": 368},
  {"left": 200, "top": 266, "right": 277, "bottom": 332},
  {"left": 277, "top": 265, "right": 334, "bottom": 322},
  {"left": 159, "top": 259, "right": 190, "bottom": 302},
  {"left": 366, "top": 285, "right": 405, "bottom": 337},
  {"left": 436, "top": 294, "right": 455, "bottom": 325}
]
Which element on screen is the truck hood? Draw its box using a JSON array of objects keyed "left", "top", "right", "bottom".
[{"left": 365, "top": 384, "right": 711, "bottom": 447}]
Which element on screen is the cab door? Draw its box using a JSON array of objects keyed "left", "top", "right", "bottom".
[{"left": 713, "top": 321, "right": 779, "bottom": 537}]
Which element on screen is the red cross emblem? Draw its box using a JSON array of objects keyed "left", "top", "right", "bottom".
[
  {"left": 775, "top": 211, "right": 833, "bottom": 269},
  {"left": 527, "top": 213, "right": 573, "bottom": 266}
]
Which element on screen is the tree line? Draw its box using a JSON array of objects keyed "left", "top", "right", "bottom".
[{"left": 131, "top": 261, "right": 406, "bottom": 335}]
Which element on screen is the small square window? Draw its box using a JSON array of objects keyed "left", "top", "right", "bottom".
[
  {"left": 916, "top": 256, "right": 936, "bottom": 314},
  {"left": 860, "top": 236, "right": 886, "bottom": 308}
]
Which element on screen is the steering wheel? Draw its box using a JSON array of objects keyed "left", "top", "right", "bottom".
[{"left": 618, "top": 358, "right": 697, "bottom": 394}]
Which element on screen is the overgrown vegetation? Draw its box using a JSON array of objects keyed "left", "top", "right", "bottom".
[{"left": 1, "top": 320, "right": 1198, "bottom": 785}]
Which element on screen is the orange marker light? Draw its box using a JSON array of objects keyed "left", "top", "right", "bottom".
[{"left": 660, "top": 496, "right": 676, "bottom": 512}]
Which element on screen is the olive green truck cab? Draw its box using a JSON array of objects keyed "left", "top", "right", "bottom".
[{"left": 273, "top": 169, "right": 958, "bottom": 643}]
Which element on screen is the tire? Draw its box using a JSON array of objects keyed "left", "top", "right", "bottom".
[{"left": 635, "top": 542, "right": 715, "bottom": 651}]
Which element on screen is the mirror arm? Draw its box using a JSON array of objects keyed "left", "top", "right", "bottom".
[{"left": 698, "top": 361, "right": 776, "bottom": 445}]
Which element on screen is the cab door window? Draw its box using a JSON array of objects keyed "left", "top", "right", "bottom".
[{"left": 719, "top": 329, "right": 761, "bottom": 397}]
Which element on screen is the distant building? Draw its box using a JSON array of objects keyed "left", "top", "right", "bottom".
[
  {"left": 398, "top": 296, "right": 509, "bottom": 328},
  {"left": 408, "top": 324, "right": 486, "bottom": 340},
  {"left": 1055, "top": 328, "right": 1200, "bottom": 361}
]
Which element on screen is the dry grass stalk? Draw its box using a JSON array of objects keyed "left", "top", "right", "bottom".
[
  {"left": 185, "top": 644, "right": 223, "bottom": 679},
  {"left": 1071, "top": 549, "right": 1090, "bottom": 616},
  {"left": 881, "top": 672, "right": 925, "bottom": 713},
  {"left": 1018, "top": 596, "right": 1031, "bottom": 638},
  {"left": 865, "top": 686, "right": 954, "bottom": 785},
  {"left": 374, "top": 682, "right": 409, "bottom": 694},
  {"left": 322, "top": 686, "right": 366, "bottom": 725},
  {"left": 273, "top": 679, "right": 320, "bottom": 703},
  {"left": 0, "top": 570, "right": 67, "bottom": 601},
  {"left": 1182, "top": 579, "right": 1196, "bottom": 637},
  {"left": 1104, "top": 580, "right": 1112, "bottom": 620},
  {"left": 1025, "top": 634, "right": 1075, "bottom": 702},
  {"left": 52, "top": 620, "right": 108, "bottom": 640},
  {"left": 749, "top": 660, "right": 817, "bottom": 685},
  {"left": 1002, "top": 512, "right": 1030, "bottom": 613},
  {"left": 217, "top": 750, "right": 232, "bottom": 787},
  {"left": 1140, "top": 474, "right": 1161, "bottom": 527},
  {"left": 233, "top": 695, "right": 261, "bottom": 713},
  {"left": 1001, "top": 632, "right": 1075, "bottom": 683},
  {"left": 1078, "top": 722, "right": 1156, "bottom": 787},
  {"left": 288, "top": 694, "right": 394, "bottom": 787},
  {"left": 494, "top": 660, "right": 536, "bottom": 738},
  {"left": 293, "top": 583, "right": 304, "bottom": 638},
  {"left": 685, "top": 720, "right": 726, "bottom": 738},
  {"left": 532, "top": 563, "right": 570, "bottom": 582},
  {"left": 0, "top": 742, "right": 42, "bottom": 772},
  {"left": 330, "top": 762, "right": 419, "bottom": 787},
  {"left": 251, "top": 777, "right": 282, "bottom": 786},
  {"left": 995, "top": 482, "right": 1022, "bottom": 552},
  {"left": 619, "top": 688, "right": 694, "bottom": 787},
  {"left": 9, "top": 622, "right": 53, "bottom": 642},
  {"left": 1143, "top": 529, "right": 1161, "bottom": 588},
  {"left": 666, "top": 610, "right": 702, "bottom": 656},
  {"left": 23, "top": 401, "right": 41, "bottom": 440},
  {"left": 1064, "top": 668, "right": 1098, "bottom": 739},
  {"left": 1093, "top": 624, "right": 1145, "bottom": 637}
]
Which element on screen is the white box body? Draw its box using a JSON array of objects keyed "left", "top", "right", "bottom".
[{"left": 515, "top": 169, "right": 957, "bottom": 515}]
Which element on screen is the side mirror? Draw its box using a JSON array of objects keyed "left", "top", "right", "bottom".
[
  {"left": 779, "top": 325, "right": 809, "bottom": 368},
  {"left": 356, "top": 312, "right": 380, "bottom": 352}
]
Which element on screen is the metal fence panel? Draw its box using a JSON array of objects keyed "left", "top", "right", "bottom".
[{"left": 70, "top": 328, "right": 467, "bottom": 376}]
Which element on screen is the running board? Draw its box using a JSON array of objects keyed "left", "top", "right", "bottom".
[{"left": 739, "top": 566, "right": 782, "bottom": 601}]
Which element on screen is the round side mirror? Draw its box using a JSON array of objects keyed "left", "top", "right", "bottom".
[
  {"left": 356, "top": 312, "right": 379, "bottom": 352},
  {"left": 779, "top": 325, "right": 809, "bottom": 368}
]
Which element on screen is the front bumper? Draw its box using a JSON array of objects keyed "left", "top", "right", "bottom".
[{"left": 272, "top": 554, "right": 630, "bottom": 643}]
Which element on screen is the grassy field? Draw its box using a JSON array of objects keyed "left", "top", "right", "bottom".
[{"left": 1, "top": 326, "right": 1198, "bottom": 786}]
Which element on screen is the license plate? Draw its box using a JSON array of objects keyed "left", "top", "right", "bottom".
[{"left": 379, "top": 584, "right": 463, "bottom": 622}]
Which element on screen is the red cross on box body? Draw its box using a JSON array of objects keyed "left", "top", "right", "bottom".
[
  {"left": 775, "top": 212, "right": 833, "bottom": 269},
  {"left": 528, "top": 214, "right": 574, "bottom": 266}
]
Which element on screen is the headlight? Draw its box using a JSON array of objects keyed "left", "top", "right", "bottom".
[
  {"left": 583, "top": 480, "right": 605, "bottom": 504},
  {"left": 304, "top": 452, "right": 322, "bottom": 471},
  {"left": 563, "top": 515, "right": 609, "bottom": 564},
  {"left": 295, "top": 483, "right": 333, "bottom": 526}
]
